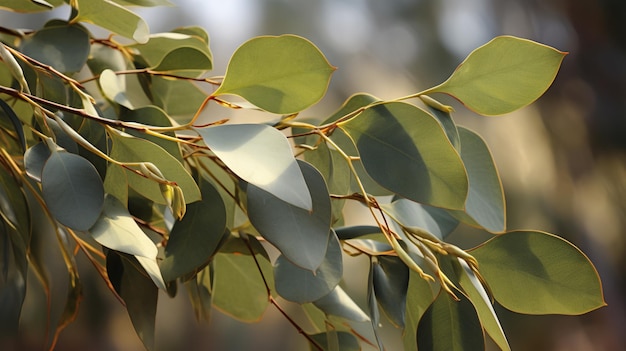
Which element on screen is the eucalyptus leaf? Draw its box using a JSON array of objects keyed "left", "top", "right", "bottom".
[
  {"left": 372, "top": 255, "right": 409, "bottom": 328},
  {"left": 247, "top": 160, "right": 330, "bottom": 271},
  {"left": 274, "top": 232, "right": 342, "bottom": 303},
  {"left": 73, "top": 0, "right": 149, "bottom": 43},
  {"left": 381, "top": 198, "right": 459, "bottom": 240},
  {"left": 216, "top": 35, "right": 335, "bottom": 114},
  {"left": 130, "top": 32, "right": 212, "bottom": 71},
  {"left": 197, "top": 123, "right": 312, "bottom": 211},
  {"left": 402, "top": 270, "right": 438, "bottom": 351},
  {"left": 41, "top": 150, "right": 104, "bottom": 231},
  {"left": 308, "top": 331, "right": 360, "bottom": 351},
  {"left": 471, "top": 231, "right": 606, "bottom": 315},
  {"left": 20, "top": 22, "right": 90, "bottom": 73},
  {"left": 417, "top": 292, "right": 484, "bottom": 351},
  {"left": 426, "top": 36, "right": 566, "bottom": 115},
  {"left": 341, "top": 102, "right": 468, "bottom": 209},
  {"left": 0, "top": 99, "right": 26, "bottom": 152},
  {"left": 313, "top": 285, "right": 370, "bottom": 322}
]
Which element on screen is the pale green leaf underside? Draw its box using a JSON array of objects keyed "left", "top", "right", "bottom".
[
  {"left": 74, "top": 0, "right": 149, "bottom": 43},
  {"left": 471, "top": 231, "right": 606, "bottom": 315},
  {"left": 197, "top": 123, "right": 312, "bottom": 210},
  {"left": 215, "top": 34, "right": 335, "bottom": 114},
  {"left": 427, "top": 36, "right": 566, "bottom": 115},
  {"left": 130, "top": 32, "right": 212, "bottom": 71}
]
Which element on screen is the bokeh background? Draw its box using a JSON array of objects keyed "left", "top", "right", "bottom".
[{"left": 1, "top": 0, "right": 624, "bottom": 350}]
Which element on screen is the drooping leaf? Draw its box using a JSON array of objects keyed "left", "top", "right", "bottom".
[
  {"left": 334, "top": 225, "right": 381, "bottom": 240},
  {"left": 107, "top": 251, "right": 158, "bottom": 350},
  {"left": 274, "top": 232, "right": 342, "bottom": 303},
  {"left": 197, "top": 123, "right": 312, "bottom": 211},
  {"left": 72, "top": 0, "right": 149, "bottom": 43},
  {"left": 109, "top": 130, "right": 201, "bottom": 204},
  {"left": 313, "top": 285, "right": 370, "bottom": 322},
  {"left": 20, "top": 22, "right": 90, "bottom": 73},
  {"left": 0, "top": 99, "right": 26, "bottom": 152},
  {"left": 150, "top": 76, "right": 207, "bottom": 119},
  {"left": 130, "top": 32, "right": 212, "bottom": 72},
  {"left": 372, "top": 255, "right": 409, "bottom": 328},
  {"left": 215, "top": 34, "right": 335, "bottom": 114},
  {"left": 341, "top": 102, "right": 468, "bottom": 210},
  {"left": 211, "top": 235, "right": 273, "bottom": 322},
  {"left": 439, "top": 256, "right": 510, "bottom": 351},
  {"left": 0, "top": 0, "right": 63, "bottom": 12},
  {"left": 470, "top": 231, "right": 606, "bottom": 314},
  {"left": 423, "top": 98, "right": 460, "bottom": 150},
  {"left": 185, "top": 267, "right": 212, "bottom": 323},
  {"left": 41, "top": 150, "right": 104, "bottom": 231},
  {"left": 308, "top": 331, "right": 360, "bottom": 351},
  {"left": 402, "top": 270, "right": 438, "bottom": 351},
  {"left": 247, "top": 160, "right": 330, "bottom": 271},
  {"left": 449, "top": 127, "right": 505, "bottom": 233},
  {"left": 99, "top": 69, "right": 152, "bottom": 110},
  {"left": 382, "top": 198, "right": 459, "bottom": 240},
  {"left": 426, "top": 36, "right": 566, "bottom": 116},
  {"left": 160, "top": 181, "right": 227, "bottom": 282},
  {"left": 0, "top": 227, "right": 27, "bottom": 337},
  {"left": 417, "top": 292, "right": 484, "bottom": 351}
]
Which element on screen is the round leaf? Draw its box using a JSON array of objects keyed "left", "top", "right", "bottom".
[
  {"left": 471, "top": 231, "right": 606, "bottom": 314},
  {"left": 215, "top": 34, "right": 335, "bottom": 114},
  {"left": 427, "top": 36, "right": 566, "bottom": 115},
  {"left": 248, "top": 160, "right": 331, "bottom": 271},
  {"left": 274, "top": 233, "right": 342, "bottom": 303},
  {"left": 21, "top": 22, "right": 90, "bottom": 73},
  {"left": 197, "top": 123, "right": 312, "bottom": 211},
  {"left": 41, "top": 151, "right": 104, "bottom": 231},
  {"left": 341, "top": 102, "right": 468, "bottom": 210}
]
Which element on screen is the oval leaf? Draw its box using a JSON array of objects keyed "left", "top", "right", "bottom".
[
  {"left": 382, "top": 198, "right": 459, "bottom": 240},
  {"left": 427, "top": 36, "right": 566, "bottom": 115},
  {"left": 41, "top": 151, "right": 104, "bottom": 231},
  {"left": 449, "top": 127, "right": 505, "bottom": 233},
  {"left": 341, "top": 102, "right": 468, "bottom": 209},
  {"left": 130, "top": 32, "right": 212, "bottom": 71},
  {"left": 471, "top": 231, "right": 606, "bottom": 314},
  {"left": 212, "top": 235, "right": 273, "bottom": 322},
  {"left": 160, "top": 181, "right": 227, "bottom": 282},
  {"left": 308, "top": 331, "right": 360, "bottom": 351},
  {"left": 215, "top": 34, "right": 335, "bottom": 114},
  {"left": 197, "top": 123, "right": 312, "bottom": 210},
  {"left": 373, "top": 255, "right": 409, "bottom": 328},
  {"left": 73, "top": 0, "right": 149, "bottom": 43},
  {"left": 20, "top": 22, "right": 90, "bottom": 73},
  {"left": 313, "top": 285, "right": 370, "bottom": 322},
  {"left": 248, "top": 160, "right": 331, "bottom": 271},
  {"left": 417, "top": 292, "right": 485, "bottom": 351},
  {"left": 274, "top": 232, "right": 342, "bottom": 303}
]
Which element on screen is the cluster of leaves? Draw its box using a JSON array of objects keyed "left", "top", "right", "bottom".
[{"left": 0, "top": 1, "right": 605, "bottom": 350}]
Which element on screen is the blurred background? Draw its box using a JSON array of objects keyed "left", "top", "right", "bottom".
[{"left": 1, "top": 0, "right": 624, "bottom": 350}]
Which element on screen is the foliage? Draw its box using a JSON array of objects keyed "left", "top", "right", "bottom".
[{"left": 0, "top": 1, "right": 605, "bottom": 350}]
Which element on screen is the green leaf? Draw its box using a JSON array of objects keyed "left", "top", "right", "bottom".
[
  {"left": 449, "top": 127, "right": 505, "bottom": 233},
  {"left": 0, "top": 99, "right": 26, "bottom": 152},
  {"left": 308, "top": 331, "right": 360, "bottom": 351},
  {"left": 0, "top": 0, "right": 63, "bottom": 13},
  {"left": 274, "top": 232, "right": 342, "bottom": 303},
  {"left": 73, "top": 0, "right": 149, "bottom": 43},
  {"left": 382, "top": 198, "right": 459, "bottom": 240},
  {"left": 426, "top": 36, "right": 566, "bottom": 116},
  {"left": 150, "top": 76, "right": 207, "bottom": 119},
  {"left": 112, "top": 0, "right": 173, "bottom": 6},
  {"left": 197, "top": 123, "right": 312, "bottom": 211},
  {"left": 107, "top": 251, "right": 158, "bottom": 350},
  {"left": 120, "top": 106, "right": 182, "bottom": 161},
  {"left": 212, "top": 235, "right": 272, "bottom": 322},
  {"left": 185, "top": 267, "right": 212, "bottom": 323},
  {"left": 20, "top": 22, "right": 90, "bottom": 73},
  {"left": 247, "top": 160, "right": 330, "bottom": 271},
  {"left": 417, "top": 292, "right": 484, "bottom": 351},
  {"left": 41, "top": 150, "right": 104, "bottom": 231},
  {"left": 24, "top": 143, "right": 49, "bottom": 182},
  {"left": 439, "top": 256, "right": 510, "bottom": 351},
  {"left": 99, "top": 69, "right": 152, "bottom": 110},
  {"left": 313, "top": 286, "right": 370, "bottom": 322},
  {"left": 109, "top": 130, "right": 201, "bottom": 204},
  {"left": 423, "top": 100, "right": 460, "bottom": 150},
  {"left": 372, "top": 255, "right": 409, "bottom": 328},
  {"left": 160, "top": 181, "right": 227, "bottom": 282},
  {"left": 215, "top": 34, "right": 335, "bottom": 114},
  {"left": 470, "top": 230, "right": 606, "bottom": 314},
  {"left": 341, "top": 102, "right": 468, "bottom": 209},
  {"left": 130, "top": 32, "right": 212, "bottom": 72},
  {"left": 402, "top": 270, "right": 438, "bottom": 351}
]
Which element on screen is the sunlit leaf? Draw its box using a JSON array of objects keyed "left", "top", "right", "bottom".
[
  {"left": 247, "top": 160, "right": 330, "bottom": 271},
  {"left": 99, "top": 69, "right": 152, "bottom": 110},
  {"left": 341, "top": 102, "right": 468, "bottom": 209},
  {"left": 403, "top": 270, "right": 438, "bottom": 351},
  {"left": 471, "top": 231, "right": 606, "bottom": 314},
  {"left": 185, "top": 267, "right": 212, "bottom": 323},
  {"left": 112, "top": 0, "right": 173, "bottom": 6},
  {"left": 20, "top": 22, "right": 90, "bottom": 73},
  {"left": 308, "top": 331, "right": 360, "bottom": 351},
  {"left": 73, "top": 0, "right": 149, "bottom": 43},
  {"left": 215, "top": 35, "right": 335, "bottom": 114},
  {"left": 417, "top": 292, "right": 484, "bottom": 351},
  {"left": 109, "top": 130, "right": 201, "bottom": 204},
  {"left": 197, "top": 123, "right": 312, "bottom": 211},
  {"left": 150, "top": 76, "right": 207, "bottom": 119},
  {"left": 382, "top": 198, "right": 459, "bottom": 240},
  {"left": 0, "top": 0, "right": 63, "bottom": 14},
  {"left": 120, "top": 106, "right": 182, "bottom": 161},
  {"left": 449, "top": 127, "right": 505, "bottom": 233},
  {"left": 160, "top": 181, "right": 227, "bottom": 282},
  {"left": 274, "top": 232, "right": 342, "bottom": 303},
  {"left": 426, "top": 36, "right": 566, "bottom": 115},
  {"left": 313, "top": 285, "right": 370, "bottom": 322},
  {"left": 130, "top": 32, "right": 212, "bottom": 71},
  {"left": 41, "top": 150, "right": 104, "bottom": 231},
  {"left": 212, "top": 235, "right": 272, "bottom": 322},
  {"left": 373, "top": 255, "right": 409, "bottom": 327}
]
